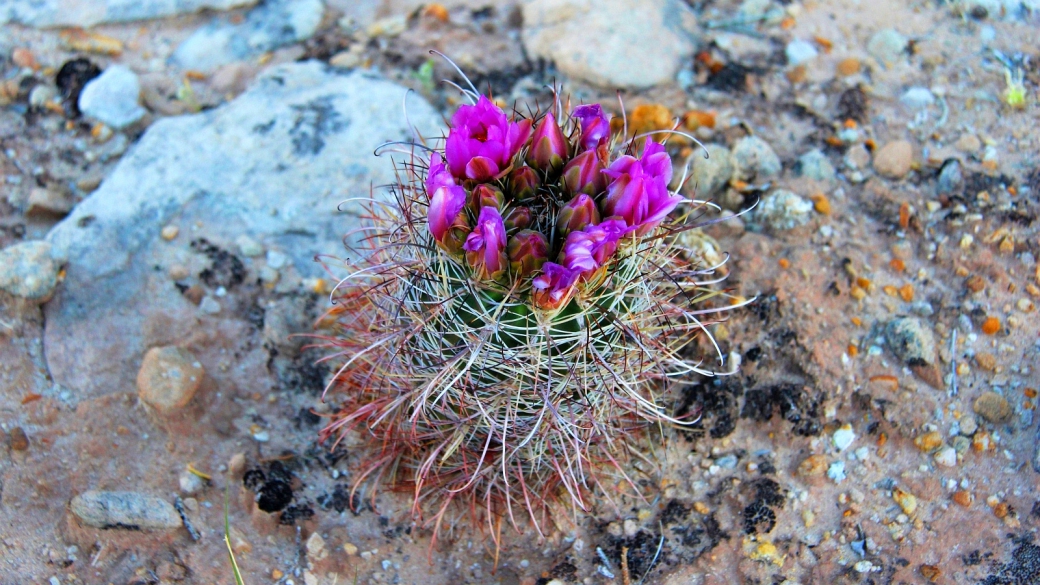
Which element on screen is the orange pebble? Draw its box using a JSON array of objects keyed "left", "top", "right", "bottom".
[
  {"left": 980, "top": 317, "right": 1001, "bottom": 335},
  {"left": 889, "top": 258, "right": 906, "bottom": 272},
  {"left": 810, "top": 193, "right": 831, "bottom": 215},
  {"left": 778, "top": 258, "right": 791, "bottom": 269},
  {"left": 899, "top": 202, "right": 911, "bottom": 230},
  {"left": 856, "top": 277, "right": 872, "bottom": 289},
  {"left": 780, "top": 16, "right": 796, "bottom": 29},
  {"left": 814, "top": 36, "right": 834, "bottom": 52},
  {"left": 847, "top": 344, "right": 859, "bottom": 356},
  {"left": 836, "top": 58, "right": 861, "bottom": 76},
  {"left": 851, "top": 316, "right": 862, "bottom": 326},
  {"left": 423, "top": 3, "right": 450, "bottom": 21},
  {"left": 684, "top": 110, "right": 716, "bottom": 130},
  {"left": 899, "top": 284, "right": 914, "bottom": 302}
]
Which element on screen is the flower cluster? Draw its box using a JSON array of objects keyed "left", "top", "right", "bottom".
[{"left": 425, "top": 97, "right": 684, "bottom": 311}]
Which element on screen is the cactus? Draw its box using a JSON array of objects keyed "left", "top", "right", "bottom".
[{"left": 318, "top": 78, "right": 746, "bottom": 541}]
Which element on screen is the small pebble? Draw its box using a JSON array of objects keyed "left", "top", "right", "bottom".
[
  {"left": 236, "top": 235, "right": 263, "bottom": 257},
  {"left": 933, "top": 446, "right": 957, "bottom": 467},
  {"left": 827, "top": 461, "right": 846, "bottom": 483},
  {"left": 137, "top": 346, "right": 205, "bottom": 414},
  {"left": 160, "top": 225, "right": 179, "bottom": 241},
  {"left": 873, "top": 140, "right": 913, "bottom": 179},
  {"left": 9, "top": 426, "right": 30, "bottom": 451},
  {"left": 974, "top": 391, "right": 1012, "bottom": 423},
  {"left": 179, "top": 470, "right": 204, "bottom": 495},
  {"left": 959, "top": 415, "right": 978, "bottom": 436},
  {"left": 914, "top": 431, "right": 943, "bottom": 452},
  {"left": 785, "top": 40, "right": 819, "bottom": 65},
  {"left": 199, "top": 296, "right": 221, "bottom": 314},
  {"left": 833, "top": 424, "right": 856, "bottom": 451}
]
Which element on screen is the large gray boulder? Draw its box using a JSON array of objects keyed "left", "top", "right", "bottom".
[
  {"left": 44, "top": 62, "right": 443, "bottom": 401},
  {"left": 0, "top": 0, "right": 254, "bottom": 27},
  {"left": 521, "top": 0, "right": 698, "bottom": 89}
]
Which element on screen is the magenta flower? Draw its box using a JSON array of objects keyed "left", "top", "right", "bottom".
[
  {"left": 532, "top": 262, "right": 579, "bottom": 311},
  {"left": 526, "top": 111, "right": 568, "bottom": 173},
  {"left": 446, "top": 96, "right": 532, "bottom": 182},
  {"left": 556, "top": 193, "right": 600, "bottom": 237},
  {"left": 601, "top": 140, "right": 683, "bottom": 236},
  {"left": 464, "top": 206, "right": 508, "bottom": 280},
  {"left": 561, "top": 150, "right": 606, "bottom": 197},
  {"left": 507, "top": 230, "right": 548, "bottom": 278},
  {"left": 559, "top": 219, "right": 627, "bottom": 280},
  {"left": 427, "top": 153, "right": 469, "bottom": 249},
  {"left": 572, "top": 104, "right": 611, "bottom": 151}
]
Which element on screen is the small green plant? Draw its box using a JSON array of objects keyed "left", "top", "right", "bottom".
[
  {"left": 1004, "top": 67, "right": 1027, "bottom": 109},
  {"left": 318, "top": 61, "right": 745, "bottom": 545}
]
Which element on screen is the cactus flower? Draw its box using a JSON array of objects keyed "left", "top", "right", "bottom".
[
  {"left": 572, "top": 104, "right": 611, "bottom": 151},
  {"left": 507, "top": 230, "right": 548, "bottom": 278},
  {"left": 508, "top": 166, "right": 540, "bottom": 202},
  {"left": 559, "top": 219, "right": 627, "bottom": 280},
  {"left": 526, "top": 112, "right": 568, "bottom": 174},
  {"left": 561, "top": 150, "right": 606, "bottom": 197},
  {"left": 446, "top": 95, "right": 532, "bottom": 182},
  {"left": 464, "top": 206, "right": 508, "bottom": 280},
  {"left": 427, "top": 154, "right": 469, "bottom": 250},
  {"left": 601, "top": 140, "right": 683, "bottom": 236},
  {"left": 531, "top": 262, "right": 579, "bottom": 310},
  {"left": 556, "top": 193, "right": 601, "bottom": 237}
]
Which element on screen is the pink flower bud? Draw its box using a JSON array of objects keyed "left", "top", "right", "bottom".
[
  {"left": 526, "top": 112, "right": 568, "bottom": 174},
  {"left": 561, "top": 150, "right": 606, "bottom": 197},
  {"left": 463, "top": 206, "right": 508, "bottom": 280},
  {"left": 504, "top": 206, "right": 532, "bottom": 231},
  {"left": 572, "top": 104, "right": 611, "bottom": 151},
  {"left": 508, "top": 166, "right": 540, "bottom": 202},
  {"left": 601, "top": 140, "right": 683, "bottom": 236},
  {"left": 532, "top": 262, "right": 579, "bottom": 311},
  {"left": 445, "top": 96, "right": 532, "bottom": 182},
  {"left": 469, "top": 183, "right": 504, "bottom": 213},
  {"left": 507, "top": 230, "right": 548, "bottom": 278},
  {"left": 555, "top": 193, "right": 601, "bottom": 237}
]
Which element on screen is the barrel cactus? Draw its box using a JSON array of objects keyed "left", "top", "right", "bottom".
[{"left": 318, "top": 80, "right": 744, "bottom": 539}]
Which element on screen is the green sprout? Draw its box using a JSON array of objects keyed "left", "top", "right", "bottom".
[{"left": 1004, "top": 68, "right": 1027, "bottom": 109}]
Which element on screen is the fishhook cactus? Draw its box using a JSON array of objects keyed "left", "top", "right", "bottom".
[{"left": 318, "top": 66, "right": 746, "bottom": 542}]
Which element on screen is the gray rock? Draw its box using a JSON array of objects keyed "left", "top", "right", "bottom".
[
  {"left": 751, "top": 189, "right": 813, "bottom": 232},
  {"left": 794, "top": 149, "right": 835, "bottom": 182},
  {"left": 785, "top": 39, "right": 818, "bottom": 66},
  {"left": 688, "top": 144, "right": 734, "bottom": 198},
  {"left": 866, "top": 29, "right": 908, "bottom": 67},
  {"left": 0, "top": 0, "right": 254, "bottom": 27},
  {"left": 899, "top": 87, "right": 935, "bottom": 110},
  {"left": 78, "top": 65, "right": 146, "bottom": 130},
  {"left": 521, "top": 0, "right": 697, "bottom": 89},
  {"left": 45, "top": 62, "right": 443, "bottom": 401},
  {"left": 731, "top": 136, "right": 781, "bottom": 182},
  {"left": 171, "top": 0, "right": 324, "bottom": 72},
  {"left": 70, "top": 490, "right": 182, "bottom": 530},
  {"left": 0, "top": 241, "right": 64, "bottom": 301},
  {"left": 885, "top": 317, "right": 937, "bottom": 367},
  {"left": 937, "top": 160, "right": 963, "bottom": 195}
]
